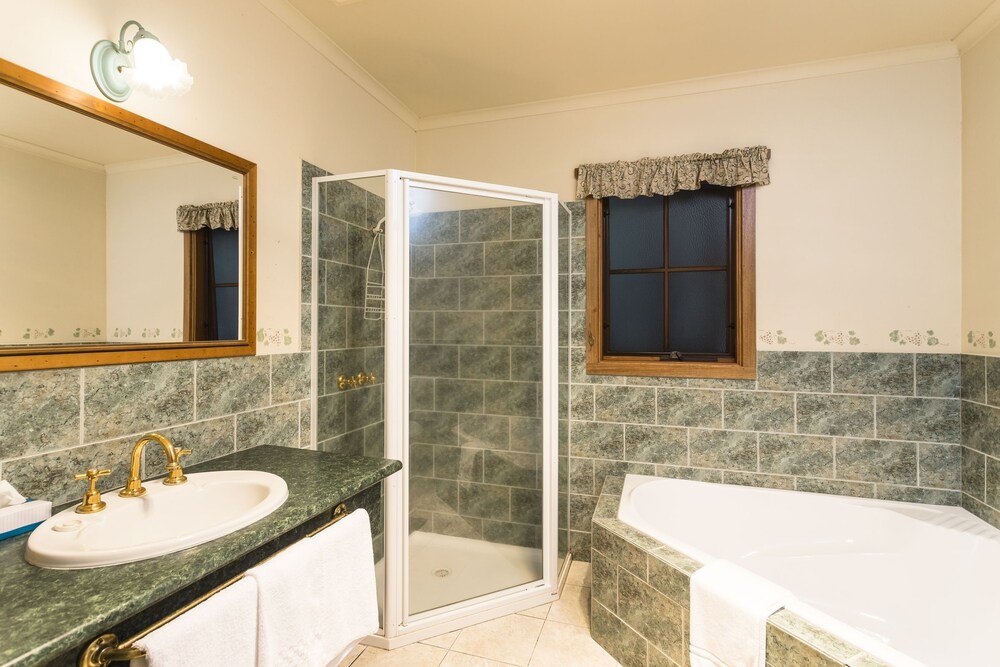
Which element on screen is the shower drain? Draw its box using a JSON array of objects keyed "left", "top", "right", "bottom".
[{"left": 433, "top": 568, "right": 451, "bottom": 577}]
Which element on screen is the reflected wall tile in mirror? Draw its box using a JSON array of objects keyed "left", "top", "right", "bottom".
[
  {"left": 83, "top": 362, "right": 194, "bottom": 442},
  {"left": 0, "top": 369, "right": 80, "bottom": 460}
]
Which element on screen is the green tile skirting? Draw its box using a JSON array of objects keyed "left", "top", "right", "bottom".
[
  {"left": 589, "top": 476, "right": 891, "bottom": 667},
  {"left": 0, "top": 446, "right": 401, "bottom": 667}
]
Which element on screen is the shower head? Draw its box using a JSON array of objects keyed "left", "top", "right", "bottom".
[{"left": 371, "top": 217, "right": 385, "bottom": 236}]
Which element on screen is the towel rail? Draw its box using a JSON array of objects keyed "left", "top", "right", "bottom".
[{"left": 78, "top": 503, "right": 352, "bottom": 667}]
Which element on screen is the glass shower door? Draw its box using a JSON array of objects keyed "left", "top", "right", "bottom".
[{"left": 405, "top": 184, "right": 549, "bottom": 616}]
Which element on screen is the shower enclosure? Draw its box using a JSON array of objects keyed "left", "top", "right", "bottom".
[{"left": 311, "top": 170, "right": 562, "bottom": 647}]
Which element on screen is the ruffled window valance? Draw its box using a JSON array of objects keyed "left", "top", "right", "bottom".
[
  {"left": 176, "top": 200, "right": 239, "bottom": 232},
  {"left": 576, "top": 146, "right": 771, "bottom": 200}
]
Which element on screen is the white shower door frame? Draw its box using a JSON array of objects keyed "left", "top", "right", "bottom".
[{"left": 311, "top": 170, "right": 561, "bottom": 649}]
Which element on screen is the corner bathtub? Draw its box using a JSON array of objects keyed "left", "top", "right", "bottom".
[{"left": 617, "top": 474, "right": 1000, "bottom": 667}]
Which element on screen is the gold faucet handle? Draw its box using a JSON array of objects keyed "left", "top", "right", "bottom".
[
  {"left": 163, "top": 448, "right": 192, "bottom": 486},
  {"left": 74, "top": 467, "right": 111, "bottom": 514}
]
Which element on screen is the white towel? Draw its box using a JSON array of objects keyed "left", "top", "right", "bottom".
[
  {"left": 689, "top": 560, "right": 794, "bottom": 667},
  {"left": 131, "top": 577, "right": 258, "bottom": 667},
  {"left": 249, "top": 509, "right": 379, "bottom": 667}
]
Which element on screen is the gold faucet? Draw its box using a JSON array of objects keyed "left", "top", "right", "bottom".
[{"left": 119, "top": 433, "right": 192, "bottom": 498}]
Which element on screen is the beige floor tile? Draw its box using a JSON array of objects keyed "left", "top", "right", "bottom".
[
  {"left": 441, "top": 652, "right": 517, "bottom": 666},
  {"left": 566, "top": 561, "right": 592, "bottom": 588},
  {"left": 337, "top": 644, "right": 366, "bottom": 666},
  {"left": 547, "top": 584, "right": 590, "bottom": 628},
  {"left": 450, "top": 614, "right": 544, "bottom": 666},
  {"left": 422, "top": 630, "right": 462, "bottom": 650},
  {"left": 527, "top": 620, "right": 619, "bottom": 667},
  {"left": 517, "top": 603, "right": 551, "bottom": 620},
  {"left": 352, "top": 643, "right": 447, "bottom": 667}
]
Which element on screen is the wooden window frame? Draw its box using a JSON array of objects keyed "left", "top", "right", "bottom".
[{"left": 584, "top": 187, "right": 756, "bottom": 379}]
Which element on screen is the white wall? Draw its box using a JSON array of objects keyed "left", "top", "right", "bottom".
[
  {"left": 0, "top": 0, "right": 417, "bottom": 353},
  {"left": 417, "top": 59, "right": 964, "bottom": 353},
  {"left": 105, "top": 160, "right": 240, "bottom": 342},
  {"left": 0, "top": 145, "right": 106, "bottom": 344},
  {"left": 961, "top": 24, "right": 1000, "bottom": 355}
]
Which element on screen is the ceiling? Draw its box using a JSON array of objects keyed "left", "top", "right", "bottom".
[{"left": 285, "top": 0, "right": 995, "bottom": 118}]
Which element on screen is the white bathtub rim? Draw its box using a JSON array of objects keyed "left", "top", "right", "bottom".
[{"left": 616, "top": 474, "right": 931, "bottom": 667}]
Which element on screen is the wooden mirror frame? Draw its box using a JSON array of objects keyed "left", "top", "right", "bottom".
[{"left": 0, "top": 58, "right": 256, "bottom": 372}]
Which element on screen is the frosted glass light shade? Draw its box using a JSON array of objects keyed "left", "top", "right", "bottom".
[{"left": 121, "top": 37, "right": 193, "bottom": 98}]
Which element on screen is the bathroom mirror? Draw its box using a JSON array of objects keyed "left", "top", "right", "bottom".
[{"left": 0, "top": 58, "right": 256, "bottom": 371}]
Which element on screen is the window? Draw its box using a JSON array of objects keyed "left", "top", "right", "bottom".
[
  {"left": 184, "top": 228, "right": 240, "bottom": 341},
  {"left": 585, "top": 185, "right": 755, "bottom": 378}
]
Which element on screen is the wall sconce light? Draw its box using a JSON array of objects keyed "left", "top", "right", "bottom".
[{"left": 90, "top": 20, "right": 193, "bottom": 102}]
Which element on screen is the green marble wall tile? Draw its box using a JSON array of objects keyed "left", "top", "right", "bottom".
[
  {"left": 796, "top": 394, "right": 874, "bottom": 438},
  {"left": 411, "top": 277, "right": 460, "bottom": 310},
  {"left": 570, "top": 385, "right": 595, "bottom": 420},
  {"left": 460, "top": 208, "right": 510, "bottom": 242},
  {"left": 86, "top": 361, "right": 195, "bottom": 440},
  {"left": 591, "top": 601, "right": 647, "bottom": 667},
  {"left": 459, "top": 481, "right": 510, "bottom": 520},
  {"left": 346, "top": 223, "right": 375, "bottom": 268},
  {"left": 0, "top": 369, "right": 80, "bottom": 460},
  {"left": 410, "top": 245, "right": 435, "bottom": 278},
  {"left": 324, "top": 261, "right": 364, "bottom": 307},
  {"left": 302, "top": 161, "right": 329, "bottom": 208},
  {"left": 317, "top": 305, "right": 347, "bottom": 350},
  {"left": 724, "top": 390, "right": 795, "bottom": 432},
  {"left": 655, "top": 465, "right": 724, "bottom": 483},
  {"left": 835, "top": 438, "right": 917, "bottom": 485},
  {"left": 459, "top": 414, "right": 510, "bottom": 449},
  {"left": 832, "top": 353, "right": 913, "bottom": 396},
  {"left": 657, "top": 388, "right": 723, "bottom": 428},
  {"left": 435, "top": 378, "right": 484, "bottom": 413},
  {"left": 236, "top": 403, "right": 299, "bottom": 449},
  {"left": 411, "top": 211, "right": 460, "bottom": 245},
  {"left": 511, "top": 204, "right": 543, "bottom": 240},
  {"left": 796, "top": 477, "right": 876, "bottom": 499},
  {"left": 624, "top": 425, "right": 687, "bottom": 465},
  {"left": 915, "top": 354, "right": 960, "bottom": 398},
  {"left": 988, "top": 357, "right": 1000, "bottom": 408},
  {"left": 3, "top": 438, "right": 134, "bottom": 505},
  {"left": 410, "top": 476, "right": 459, "bottom": 513},
  {"left": 485, "top": 240, "right": 537, "bottom": 276},
  {"left": 876, "top": 396, "right": 960, "bottom": 443},
  {"left": 317, "top": 215, "right": 346, "bottom": 263},
  {"left": 511, "top": 487, "right": 543, "bottom": 525},
  {"left": 346, "top": 306, "right": 383, "bottom": 348},
  {"left": 986, "top": 457, "right": 1000, "bottom": 509},
  {"left": 570, "top": 457, "right": 595, "bottom": 495},
  {"left": 484, "top": 519, "right": 541, "bottom": 548},
  {"left": 595, "top": 385, "right": 656, "bottom": 424},
  {"left": 876, "top": 484, "right": 960, "bottom": 505},
  {"left": 483, "top": 311, "right": 536, "bottom": 344},
  {"left": 459, "top": 346, "right": 510, "bottom": 380},
  {"left": 435, "top": 242, "right": 484, "bottom": 277},
  {"left": 591, "top": 548, "right": 617, "bottom": 609},
  {"left": 510, "top": 347, "right": 542, "bottom": 382},
  {"left": 617, "top": 569, "right": 685, "bottom": 662},
  {"left": 483, "top": 380, "right": 538, "bottom": 416},
  {"left": 483, "top": 450, "right": 537, "bottom": 489},
  {"left": 572, "top": 421, "right": 624, "bottom": 459},
  {"left": 317, "top": 393, "right": 346, "bottom": 440},
  {"left": 511, "top": 275, "right": 542, "bottom": 310},
  {"left": 689, "top": 429, "right": 757, "bottom": 471},
  {"left": 345, "top": 384, "right": 383, "bottom": 431},
  {"left": 459, "top": 277, "right": 511, "bottom": 310},
  {"left": 510, "top": 417, "right": 542, "bottom": 453},
  {"left": 410, "top": 344, "right": 459, "bottom": 378},
  {"left": 432, "top": 513, "right": 483, "bottom": 539},
  {"left": 592, "top": 521, "right": 647, "bottom": 581},
  {"left": 918, "top": 442, "right": 961, "bottom": 489},
  {"left": 569, "top": 529, "right": 592, "bottom": 561},
  {"left": 410, "top": 410, "right": 458, "bottom": 446},
  {"left": 325, "top": 180, "right": 366, "bottom": 224},
  {"left": 301, "top": 255, "right": 312, "bottom": 303},
  {"left": 410, "top": 311, "right": 435, "bottom": 343},
  {"left": 319, "top": 429, "right": 364, "bottom": 457},
  {"left": 435, "top": 312, "right": 484, "bottom": 344},
  {"left": 648, "top": 551, "right": 693, "bottom": 607},
  {"left": 962, "top": 446, "right": 986, "bottom": 501},
  {"left": 758, "top": 433, "right": 834, "bottom": 477},
  {"left": 765, "top": 624, "right": 843, "bottom": 667},
  {"left": 569, "top": 493, "right": 599, "bottom": 531},
  {"left": 410, "top": 443, "right": 434, "bottom": 478},
  {"left": 962, "top": 400, "right": 1000, "bottom": 457},
  {"left": 758, "top": 351, "right": 831, "bottom": 392},
  {"left": 962, "top": 354, "right": 986, "bottom": 403},
  {"left": 723, "top": 471, "right": 795, "bottom": 490},
  {"left": 271, "top": 352, "right": 310, "bottom": 403}
]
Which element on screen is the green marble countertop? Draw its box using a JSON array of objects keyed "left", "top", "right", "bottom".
[{"left": 0, "top": 446, "right": 401, "bottom": 667}]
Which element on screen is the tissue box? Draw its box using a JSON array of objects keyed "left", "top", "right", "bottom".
[{"left": 0, "top": 500, "right": 52, "bottom": 541}]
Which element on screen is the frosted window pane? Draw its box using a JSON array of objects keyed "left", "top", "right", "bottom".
[
  {"left": 607, "top": 196, "right": 663, "bottom": 270},
  {"left": 608, "top": 274, "right": 663, "bottom": 353},
  {"left": 668, "top": 271, "right": 729, "bottom": 354},
  {"left": 668, "top": 188, "right": 730, "bottom": 267}
]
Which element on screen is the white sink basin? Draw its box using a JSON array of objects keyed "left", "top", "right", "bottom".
[{"left": 25, "top": 470, "right": 288, "bottom": 569}]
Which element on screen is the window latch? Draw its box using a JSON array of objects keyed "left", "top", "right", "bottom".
[{"left": 659, "top": 351, "right": 684, "bottom": 361}]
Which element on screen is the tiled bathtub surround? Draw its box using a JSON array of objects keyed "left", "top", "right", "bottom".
[
  {"left": 561, "top": 198, "right": 964, "bottom": 559},
  {"left": 309, "top": 175, "right": 385, "bottom": 458},
  {"left": 408, "top": 202, "right": 546, "bottom": 548},
  {"left": 0, "top": 354, "right": 310, "bottom": 505},
  {"left": 960, "top": 354, "right": 1000, "bottom": 530},
  {"left": 590, "top": 477, "right": 891, "bottom": 667}
]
